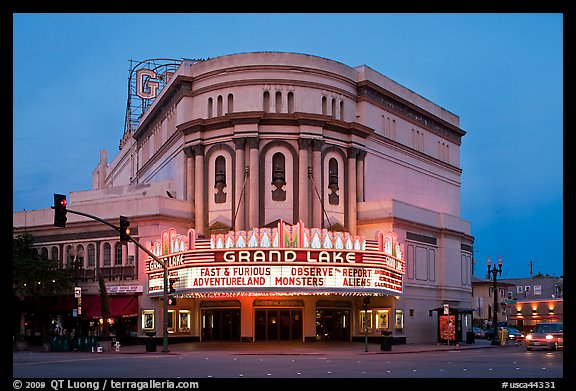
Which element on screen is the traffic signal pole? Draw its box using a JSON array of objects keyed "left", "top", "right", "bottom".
[{"left": 52, "top": 206, "right": 171, "bottom": 353}]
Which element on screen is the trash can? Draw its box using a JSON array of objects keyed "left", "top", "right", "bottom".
[
  {"left": 145, "top": 332, "right": 156, "bottom": 352},
  {"left": 466, "top": 331, "right": 475, "bottom": 344},
  {"left": 380, "top": 330, "right": 393, "bottom": 351}
]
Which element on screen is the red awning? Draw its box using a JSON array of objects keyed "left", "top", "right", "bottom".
[{"left": 82, "top": 295, "right": 139, "bottom": 320}]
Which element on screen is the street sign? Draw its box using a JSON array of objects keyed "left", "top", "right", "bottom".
[
  {"left": 443, "top": 304, "right": 449, "bottom": 315},
  {"left": 74, "top": 287, "right": 82, "bottom": 298}
]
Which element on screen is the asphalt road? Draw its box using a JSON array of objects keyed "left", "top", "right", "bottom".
[{"left": 13, "top": 342, "right": 564, "bottom": 381}]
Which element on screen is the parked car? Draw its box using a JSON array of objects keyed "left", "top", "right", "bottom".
[
  {"left": 472, "top": 327, "right": 485, "bottom": 339},
  {"left": 485, "top": 327, "right": 524, "bottom": 342},
  {"left": 525, "top": 322, "right": 563, "bottom": 351}
]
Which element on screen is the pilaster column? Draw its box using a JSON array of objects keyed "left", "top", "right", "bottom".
[
  {"left": 356, "top": 150, "right": 366, "bottom": 203},
  {"left": 298, "top": 138, "right": 311, "bottom": 226},
  {"left": 193, "top": 144, "right": 205, "bottom": 236},
  {"left": 248, "top": 137, "right": 260, "bottom": 229},
  {"left": 347, "top": 147, "right": 360, "bottom": 235},
  {"left": 233, "top": 138, "right": 246, "bottom": 231},
  {"left": 184, "top": 147, "right": 195, "bottom": 202},
  {"left": 311, "top": 139, "right": 324, "bottom": 228}
]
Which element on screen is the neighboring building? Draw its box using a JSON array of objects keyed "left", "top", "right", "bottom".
[
  {"left": 500, "top": 276, "right": 563, "bottom": 302},
  {"left": 471, "top": 275, "right": 514, "bottom": 329},
  {"left": 13, "top": 52, "right": 474, "bottom": 346}
]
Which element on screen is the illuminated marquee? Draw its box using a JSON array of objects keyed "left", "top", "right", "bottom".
[{"left": 145, "top": 221, "right": 405, "bottom": 296}]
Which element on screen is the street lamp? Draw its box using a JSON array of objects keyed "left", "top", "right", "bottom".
[{"left": 487, "top": 256, "right": 503, "bottom": 345}]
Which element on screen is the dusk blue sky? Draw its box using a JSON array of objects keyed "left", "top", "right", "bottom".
[{"left": 12, "top": 13, "right": 563, "bottom": 279}]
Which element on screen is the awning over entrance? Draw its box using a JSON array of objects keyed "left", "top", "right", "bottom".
[
  {"left": 20, "top": 295, "right": 139, "bottom": 319},
  {"left": 82, "top": 295, "right": 139, "bottom": 319}
]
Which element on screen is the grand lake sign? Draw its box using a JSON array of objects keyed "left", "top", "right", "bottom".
[{"left": 145, "top": 221, "right": 405, "bottom": 296}]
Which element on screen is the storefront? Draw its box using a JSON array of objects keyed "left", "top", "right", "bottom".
[{"left": 143, "top": 221, "right": 405, "bottom": 342}]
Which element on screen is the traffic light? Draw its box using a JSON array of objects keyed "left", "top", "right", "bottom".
[
  {"left": 53, "top": 194, "right": 67, "bottom": 227},
  {"left": 119, "top": 216, "right": 130, "bottom": 243},
  {"left": 169, "top": 279, "right": 176, "bottom": 294},
  {"left": 167, "top": 296, "right": 177, "bottom": 306}
]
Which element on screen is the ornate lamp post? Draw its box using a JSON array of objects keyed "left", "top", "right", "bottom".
[{"left": 487, "top": 256, "right": 503, "bottom": 345}]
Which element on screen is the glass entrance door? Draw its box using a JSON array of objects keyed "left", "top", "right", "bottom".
[
  {"left": 255, "top": 309, "right": 302, "bottom": 341},
  {"left": 316, "top": 309, "right": 350, "bottom": 341},
  {"left": 201, "top": 309, "right": 241, "bottom": 341}
]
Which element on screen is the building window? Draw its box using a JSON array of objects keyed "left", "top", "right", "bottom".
[
  {"left": 275, "top": 91, "right": 282, "bottom": 113},
  {"left": 409, "top": 309, "right": 414, "bottom": 317},
  {"left": 375, "top": 309, "right": 389, "bottom": 330},
  {"left": 114, "top": 242, "right": 122, "bottom": 266},
  {"left": 217, "top": 95, "right": 223, "bottom": 116},
  {"left": 328, "top": 157, "right": 339, "bottom": 205},
  {"left": 516, "top": 286, "right": 523, "bottom": 293},
  {"left": 271, "top": 152, "right": 286, "bottom": 201},
  {"left": 66, "top": 245, "right": 74, "bottom": 268},
  {"left": 287, "top": 91, "right": 294, "bottom": 114},
  {"left": 103, "top": 243, "right": 111, "bottom": 267},
  {"left": 533, "top": 285, "right": 542, "bottom": 295},
  {"left": 214, "top": 155, "right": 227, "bottom": 204},
  {"left": 40, "top": 247, "right": 48, "bottom": 259},
  {"left": 395, "top": 310, "right": 404, "bottom": 332},
  {"left": 207, "top": 97, "right": 213, "bottom": 119},
  {"left": 76, "top": 244, "right": 85, "bottom": 268},
  {"left": 263, "top": 91, "right": 270, "bottom": 113},
  {"left": 142, "top": 310, "right": 155, "bottom": 330},
  {"left": 339, "top": 100, "right": 344, "bottom": 120},
  {"left": 322, "top": 96, "right": 327, "bottom": 115},
  {"left": 87, "top": 244, "right": 95, "bottom": 268},
  {"left": 50, "top": 246, "right": 59, "bottom": 262},
  {"left": 227, "top": 93, "right": 234, "bottom": 114},
  {"left": 331, "top": 98, "right": 336, "bottom": 119},
  {"left": 360, "top": 309, "right": 373, "bottom": 329}
]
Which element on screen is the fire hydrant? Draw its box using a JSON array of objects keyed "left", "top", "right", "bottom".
[{"left": 500, "top": 327, "right": 509, "bottom": 346}]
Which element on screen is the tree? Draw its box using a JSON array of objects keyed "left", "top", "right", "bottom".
[{"left": 12, "top": 232, "right": 74, "bottom": 298}]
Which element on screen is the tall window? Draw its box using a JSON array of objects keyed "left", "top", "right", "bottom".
[
  {"left": 339, "top": 100, "right": 344, "bottom": 120},
  {"left": 322, "top": 96, "right": 327, "bottom": 115},
  {"left": 287, "top": 92, "right": 294, "bottom": 114},
  {"left": 76, "top": 245, "right": 85, "bottom": 268},
  {"left": 114, "top": 242, "right": 123, "bottom": 266},
  {"left": 217, "top": 95, "right": 223, "bottom": 116},
  {"left": 87, "top": 244, "right": 96, "bottom": 268},
  {"left": 207, "top": 97, "right": 213, "bottom": 119},
  {"left": 271, "top": 152, "right": 286, "bottom": 201},
  {"left": 227, "top": 93, "right": 234, "bottom": 114},
  {"left": 103, "top": 242, "right": 111, "bottom": 267},
  {"left": 328, "top": 158, "right": 339, "bottom": 205},
  {"left": 214, "top": 155, "right": 227, "bottom": 204},
  {"left": 275, "top": 91, "right": 282, "bottom": 113},
  {"left": 66, "top": 245, "right": 74, "bottom": 268},
  {"left": 331, "top": 98, "right": 336, "bottom": 118},
  {"left": 263, "top": 91, "right": 270, "bottom": 113},
  {"left": 50, "top": 246, "right": 59, "bottom": 262}
]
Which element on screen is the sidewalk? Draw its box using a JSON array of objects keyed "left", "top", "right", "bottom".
[{"left": 20, "top": 338, "right": 505, "bottom": 356}]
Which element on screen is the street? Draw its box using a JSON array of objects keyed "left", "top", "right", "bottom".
[{"left": 13, "top": 341, "right": 564, "bottom": 382}]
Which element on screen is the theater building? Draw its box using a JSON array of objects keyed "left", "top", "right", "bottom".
[{"left": 13, "top": 52, "right": 474, "bottom": 345}]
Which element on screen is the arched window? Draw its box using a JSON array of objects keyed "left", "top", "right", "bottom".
[
  {"left": 331, "top": 98, "right": 337, "bottom": 119},
  {"left": 207, "top": 97, "right": 213, "bottom": 119},
  {"left": 50, "top": 246, "right": 59, "bottom": 262},
  {"left": 271, "top": 152, "right": 286, "bottom": 201},
  {"left": 322, "top": 96, "right": 327, "bottom": 115},
  {"left": 227, "top": 93, "right": 234, "bottom": 114},
  {"left": 87, "top": 244, "right": 96, "bottom": 268},
  {"left": 217, "top": 95, "right": 223, "bottom": 116},
  {"left": 114, "top": 242, "right": 123, "bottom": 266},
  {"left": 328, "top": 158, "right": 340, "bottom": 205},
  {"left": 76, "top": 245, "right": 85, "bottom": 268},
  {"left": 287, "top": 92, "right": 294, "bottom": 114},
  {"left": 275, "top": 91, "right": 282, "bottom": 113},
  {"left": 263, "top": 91, "right": 270, "bottom": 113},
  {"left": 40, "top": 247, "right": 48, "bottom": 259},
  {"left": 339, "top": 100, "right": 344, "bottom": 120},
  {"left": 66, "top": 245, "right": 74, "bottom": 268},
  {"left": 103, "top": 242, "right": 111, "bottom": 267},
  {"left": 214, "top": 155, "right": 227, "bottom": 204}
]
